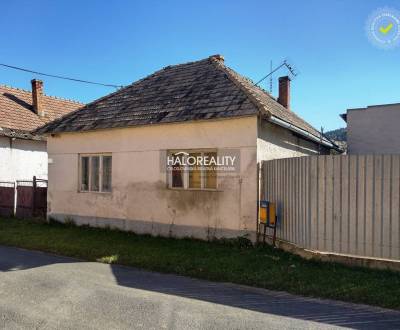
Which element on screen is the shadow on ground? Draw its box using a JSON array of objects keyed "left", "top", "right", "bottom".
[
  {"left": 1, "top": 245, "right": 400, "bottom": 329},
  {"left": 110, "top": 264, "right": 400, "bottom": 329}
]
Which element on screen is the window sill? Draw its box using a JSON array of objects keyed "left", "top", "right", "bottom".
[
  {"left": 78, "top": 190, "right": 112, "bottom": 194},
  {"left": 167, "top": 187, "right": 222, "bottom": 192}
]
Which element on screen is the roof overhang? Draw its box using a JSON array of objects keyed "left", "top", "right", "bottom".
[
  {"left": 266, "top": 115, "right": 340, "bottom": 151},
  {"left": 0, "top": 127, "right": 45, "bottom": 141}
]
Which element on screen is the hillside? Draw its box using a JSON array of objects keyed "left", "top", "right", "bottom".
[{"left": 325, "top": 128, "right": 347, "bottom": 142}]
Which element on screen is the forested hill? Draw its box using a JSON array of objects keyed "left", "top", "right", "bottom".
[{"left": 325, "top": 128, "right": 346, "bottom": 141}]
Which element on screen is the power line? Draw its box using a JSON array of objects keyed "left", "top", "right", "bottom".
[{"left": 0, "top": 63, "right": 124, "bottom": 89}]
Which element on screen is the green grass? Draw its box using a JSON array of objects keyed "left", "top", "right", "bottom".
[{"left": 0, "top": 217, "right": 399, "bottom": 309}]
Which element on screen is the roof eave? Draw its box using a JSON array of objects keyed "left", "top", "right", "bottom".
[
  {"left": 267, "top": 115, "right": 340, "bottom": 151},
  {"left": 0, "top": 127, "right": 46, "bottom": 141},
  {"left": 38, "top": 113, "right": 259, "bottom": 136}
]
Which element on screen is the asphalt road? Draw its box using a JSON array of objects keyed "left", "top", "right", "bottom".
[{"left": 1, "top": 246, "right": 400, "bottom": 329}]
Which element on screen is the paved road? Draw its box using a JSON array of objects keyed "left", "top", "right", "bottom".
[{"left": 1, "top": 246, "right": 400, "bottom": 329}]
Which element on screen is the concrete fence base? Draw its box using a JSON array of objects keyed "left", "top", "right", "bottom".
[{"left": 265, "top": 237, "right": 400, "bottom": 272}]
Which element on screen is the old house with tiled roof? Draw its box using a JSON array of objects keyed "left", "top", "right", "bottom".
[
  {"left": 37, "top": 55, "right": 337, "bottom": 240},
  {"left": 0, "top": 80, "right": 82, "bottom": 181}
]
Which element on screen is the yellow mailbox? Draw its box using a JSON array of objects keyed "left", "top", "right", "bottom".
[
  {"left": 259, "top": 200, "right": 278, "bottom": 246},
  {"left": 259, "top": 201, "right": 277, "bottom": 228}
]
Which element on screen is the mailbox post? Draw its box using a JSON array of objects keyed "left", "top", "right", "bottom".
[{"left": 259, "top": 200, "right": 278, "bottom": 246}]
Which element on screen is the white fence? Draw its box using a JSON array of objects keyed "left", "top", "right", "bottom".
[{"left": 263, "top": 155, "right": 400, "bottom": 261}]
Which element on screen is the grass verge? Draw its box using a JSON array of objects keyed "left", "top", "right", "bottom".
[{"left": 0, "top": 217, "right": 399, "bottom": 309}]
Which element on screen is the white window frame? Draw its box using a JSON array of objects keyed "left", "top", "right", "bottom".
[
  {"left": 167, "top": 149, "right": 218, "bottom": 191},
  {"left": 79, "top": 153, "right": 112, "bottom": 193}
]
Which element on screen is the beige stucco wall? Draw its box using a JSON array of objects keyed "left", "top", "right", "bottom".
[
  {"left": 347, "top": 104, "right": 400, "bottom": 154},
  {"left": 47, "top": 116, "right": 258, "bottom": 240},
  {"left": 257, "top": 120, "right": 320, "bottom": 162}
]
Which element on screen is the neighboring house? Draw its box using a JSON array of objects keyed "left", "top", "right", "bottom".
[
  {"left": 37, "top": 55, "right": 337, "bottom": 241},
  {"left": 0, "top": 80, "right": 82, "bottom": 181},
  {"left": 341, "top": 103, "right": 400, "bottom": 154}
]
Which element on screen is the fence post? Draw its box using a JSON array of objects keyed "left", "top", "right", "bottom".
[
  {"left": 13, "top": 181, "right": 17, "bottom": 216},
  {"left": 256, "top": 162, "right": 264, "bottom": 244},
  {"left": 32, "top": 176, "right": 37, "bottom": 217}
]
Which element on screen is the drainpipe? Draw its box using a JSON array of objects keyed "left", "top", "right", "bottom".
[{"left": 256, "top": 114, "right": 262, "bottom": 243}]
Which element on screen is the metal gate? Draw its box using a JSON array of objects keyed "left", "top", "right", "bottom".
[
  {"left": 0, "top": 182, "right": 15, "bottom": 217},
  {"left": 15, "top": 177, "right": 48, "bottom": 218}
]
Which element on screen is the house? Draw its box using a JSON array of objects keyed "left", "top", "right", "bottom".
[
  {"left": 0, "top": 80, "right": 82, "bottom": 181},
  {"left": 37, "top": 55, "right": 337, "bottom": 241},
  {"left": 341, "top": 103, "right": 400, "bottom": 154}
]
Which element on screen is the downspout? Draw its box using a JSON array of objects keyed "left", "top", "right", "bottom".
[
  {"left": 256, "top": 114, "right": 261, "bottom": 243},
  {"left": 9, "top": 137, "right": 17, "bottom": 216}
]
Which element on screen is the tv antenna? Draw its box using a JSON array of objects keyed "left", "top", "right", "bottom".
[
  {"left": 269, "top": 60, "right": 273, "bottom": 93},
  {"left": 255, "top": 59, "right": 298, "bottom": 87}
]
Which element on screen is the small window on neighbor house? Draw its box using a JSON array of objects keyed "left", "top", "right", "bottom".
[
  {"left": 168, "top": 150, "right": 217, "bottom": 190},
  {"left": 80, "top": 154, "right": 112, "bottom": 193}
]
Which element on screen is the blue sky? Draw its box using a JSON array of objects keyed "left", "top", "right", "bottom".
[{"left": 1, "top": 0, "right": 400, "bottom": 130}]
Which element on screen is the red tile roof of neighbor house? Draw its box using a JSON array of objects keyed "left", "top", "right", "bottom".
[
  {"left": 0, "top": 83, "right": 83, "bottom": 140},
  {"left": 35, "top": 55, "right": 335, "bottom": 148}
]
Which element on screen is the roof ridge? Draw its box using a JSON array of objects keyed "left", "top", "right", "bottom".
[
  {"left": 162, "top": 57, "right": 210, "bottom": 70},
  {"left": 209, "top": 57, "right": 271, "bottom": 116},
  {"left": 0, "top": 83, "right": 84, "bottom": 105},
  {"left": 209, "top": 58, "right": 326, "bottom": 137}
]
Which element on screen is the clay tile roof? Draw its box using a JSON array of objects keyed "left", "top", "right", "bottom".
[
  {"left": 36, "top": 56, "right": 322, "bottom": 140},
  {"left": 0, "top": 84, "right": 83, "bottom": 139}
]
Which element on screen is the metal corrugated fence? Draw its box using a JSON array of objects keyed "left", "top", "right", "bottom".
[{"left": 263, "top": 155, "right": 400, "bottom": 260}]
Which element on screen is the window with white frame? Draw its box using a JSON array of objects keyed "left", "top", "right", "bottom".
[
  {"left": 79, "top": 154, "right": 112, "bottom": 192},
  {"left": 168, "top": 150, "right": 217, "bottom": 190}
]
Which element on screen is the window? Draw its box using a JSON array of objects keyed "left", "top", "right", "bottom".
[
  {"left": 204, "top": 152, "right": 217, "bottom": 189},
  {"left": 167, "top": 150, "right": 217, "bottom": 190},
  {"left": 171, "top": 153, "right": 184, "bottom": 188},
  {"left": 102, "top": 156, "right": 112, "bottom": 192},
  {"left": 79, "top": 154, "right": 112, "bottom": 192}
]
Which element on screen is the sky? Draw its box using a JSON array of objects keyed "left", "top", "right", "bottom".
[{"left": 1, "top": 0, "right": 400, "bottom": 131}]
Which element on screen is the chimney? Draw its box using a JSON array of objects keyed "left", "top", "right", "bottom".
[
  {"left": 31, "top": 79, "right": 44, "bottom": 117},
  {"left": 278, "top": 76, "right": 291, "bottom": 110},
  {"left": 209, "top": 54, "right": 224, "bottom": 62}
]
